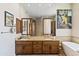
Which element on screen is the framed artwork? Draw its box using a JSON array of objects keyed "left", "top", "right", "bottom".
[
  {"left": 5, "top": 11, "right": 14, "bottom": 27},
  {"left": 57, "top": 9, "right": 72, "bottom": 29}
]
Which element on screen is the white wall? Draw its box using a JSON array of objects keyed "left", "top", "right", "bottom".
[
  {"left": 72, "top": 4, "right": 79, "bottom": 37},
  {"left": 0, "top": 3, "right": 29, "bottom": 56},
  {"left": 19, "top": 4, "right": 29, "bottom": 18},
  {"left": 0, "top": 3, "right": 20, "bottom": 56},
  {"left": 55, "top": 4, "right": 72, "bottom": 36},
  {"left": 56, "top": 29, "right": 71, "bottom": 36},
  {"left": 70, "top": 4, "right": 79, "bottom": 44}
]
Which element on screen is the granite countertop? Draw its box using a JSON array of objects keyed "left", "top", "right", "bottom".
[
  {"left": 16, "top": 36, "right": 59, "bottom": 41},
  {"left": 16, "top": 38, "right": 58, "bottom": 41},
  {"left": 16, "top": 39, "right": 59, "bottom": 41}
]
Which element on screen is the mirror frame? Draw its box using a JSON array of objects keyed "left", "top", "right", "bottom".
[
  {"left": 21, "top": 18, "right": 31, "bottom": 35},
  {"left": 43, "top": 18, "right": 52, "bottom": 35}
]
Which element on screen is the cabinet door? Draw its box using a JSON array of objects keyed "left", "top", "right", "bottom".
[
  {"left": 33, "top": 41, "right": 42, "bottom": 54},
  {"left": 23, "top": 42, "right": 32, "bottom": 54},
  {"left": 43, "top": 41, "right": 51, "bottom": 54},
  {"left": 16, "top": 45, "right": 24, "bottom": 55},
  {"left": 51, "top": 41, "right": 59, "bottom": 53}
]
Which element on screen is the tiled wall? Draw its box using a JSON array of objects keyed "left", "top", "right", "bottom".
[
  {"left": 55, "top": 36, "right": 72, "bottom": 42},
  {"left": 71, "top": 36, "right": 79, "bottom": 44}
]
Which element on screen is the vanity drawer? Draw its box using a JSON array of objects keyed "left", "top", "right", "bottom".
[
  {"left": 33, "top": 45, "right": 42, "bottom": 49},
  {"left": 33, "top": 41, "right": 42, "bottom": 45},
  {"left": 16, "top": 41, "right": 32, "bottom": 45},
  {"left": 43, "top": 41, "right": 59, "bottom": 46},
  {"left": 51, "top": 41, "right": 59, "bottom": 46}
]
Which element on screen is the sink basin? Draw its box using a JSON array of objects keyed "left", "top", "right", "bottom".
[
  {"left": 20, "top": 39, "right": 28, "bottom": 40},
  {"left": 18, "top": 35, "right": 29, "bottom": 39}
]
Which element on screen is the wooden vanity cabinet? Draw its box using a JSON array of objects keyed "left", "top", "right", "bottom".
[{"left": 16, "top": 41, "right": 59, "bottom": 55}]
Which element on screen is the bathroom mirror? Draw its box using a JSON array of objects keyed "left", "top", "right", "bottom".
[
  {"left": 43, "top": 18, "right": 52, "bottom": 35},
  {"left": 21, "top": 18, "right": 36, "bottom": 36},
  {"left": 43, "top": 18, "right": 56, "bottom": 36},
  {"left": 21, "top": 18, "right": 30, "bottom": 35},
  {"left": 21, "top": 17, "right": 56, "bottom": 36}
]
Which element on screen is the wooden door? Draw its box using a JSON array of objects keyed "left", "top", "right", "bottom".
[
  {"left": 43, "top": 41, "right": 51, "bottom": 54},
  {"left": 23, "top": 42, "right": 32, "bottom": 54},
  {"left": 16, "top": 45, "right": 24, "bottom": 55},
  {"left": 16, "top": 41, "right": 32, "bottom": 55},
  {"left": 51, "top": 41, "right": 59, "bottom": 54},
  {"left": 16, "top": 18, "right": 22, "bottom": 33}
]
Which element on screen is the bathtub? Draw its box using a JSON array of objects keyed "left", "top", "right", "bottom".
[{"left": 62, "top": 42, "right": 79, "bottom": 56}]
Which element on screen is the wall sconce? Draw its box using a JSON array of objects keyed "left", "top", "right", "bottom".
[{"left": 9, "top": 27, "right": 15, "bottom": 33}]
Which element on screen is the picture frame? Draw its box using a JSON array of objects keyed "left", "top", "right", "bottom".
[
  {"left": 5, "top": 11, "right": 14, "bottom": 27},
  {"left": 57, "top": 9, "right": 72, "bottom": 29}
]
